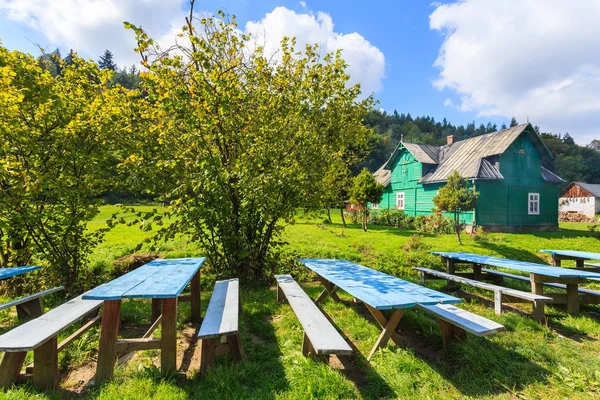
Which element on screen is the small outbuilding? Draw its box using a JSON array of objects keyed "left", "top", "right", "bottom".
[{"left": 559, "top": 182, "right": 600, "bottom": 218}]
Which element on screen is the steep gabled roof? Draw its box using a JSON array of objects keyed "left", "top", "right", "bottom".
[{"left": 375, "top": 123, "right": 563, "bottom": 187}]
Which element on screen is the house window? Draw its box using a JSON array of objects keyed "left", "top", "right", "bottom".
[
  {"left": 372, "top": 203, "right": 379, "bottom": 209},
  {"left": 528, "top": 193, "right": 540, "bottom": 215},
  {"left": 396, "top": 192, "right": 405, "bottom": 210}
]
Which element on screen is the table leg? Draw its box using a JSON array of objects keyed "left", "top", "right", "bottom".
[
  {"left": 315, "top": 277, "right": 340, "bottom": 304},
  {"left": 576, "top": 259, "right": 585, "bottom": 270},
  {"left": 529, "top": 274, "right": 545, "bottom": 321},
  {"left": 191, "top": 270, "right": 201, "bottom": 322},
  {"left": 367, "top": 308, "right": 405, "bottom": 360},
  {"left": 95, "top": 300, "right": 121, "bottom": 385},
  {"left": 566, "top": 283, "right": 580, "bottom": 313},
  {"left": 552, "top": 255, "right": 561, "bottom": 267},
  {"left": 446, "top": 258, "right": 456, "bottom": 289},
  {"left": 161, "top": 298, "right": 178, "bottom": 373},
  {"left": 473, "top": 263, "right": 482, "bottom": 281}
]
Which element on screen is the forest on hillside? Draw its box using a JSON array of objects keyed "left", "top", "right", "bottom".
[
  {"left": 37, "top": 48, "right": 600, "bottom": 185},
  {"left": 361, "top": 110, "right": 600, "bottom": 184}
]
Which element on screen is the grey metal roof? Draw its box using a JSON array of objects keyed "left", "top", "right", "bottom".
[
  {"left": 541, "top": 167, "right": 567, "bottom": 184},
  {"left": 374, "top": 123, "right": 563, "bottom": 185},
  {"left": 374, "top": 165, "right": 391, "bottom": 187},
  {"left": 574, "top": 182, "right": 600, "bottom": 197}
]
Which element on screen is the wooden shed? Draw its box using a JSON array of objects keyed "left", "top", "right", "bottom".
[
  {"left": 559, "top": 182, "right": 600, "bottom": 218},
  {"left": 372, "top": 123, "right": 566, "bottom": 231}
]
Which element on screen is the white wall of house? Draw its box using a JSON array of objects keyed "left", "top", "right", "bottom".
[{"left": 559, "top": 196, "right": 598, "bottom": 218}]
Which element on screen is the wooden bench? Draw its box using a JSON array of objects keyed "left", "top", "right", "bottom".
[
  {"left": 275, "top": 274, "right": 352, "bottom": 360},
  {"left": 0, "top": 293, "right": 103, "bottom": 389},
  {"left": 416, "top": 267, "right": 552, "bottom": 319},
  {"left": 482, "top": 268, "right": 600, "bottom": 303},
  {"left": 0, "top": 287, "right": 64, "bottom": 321},
  {"left": 416, "top": 303, "right": 505, "bottom": 345},
  {"left": 197, "top": 278, "right": 244, "bottom": 377}
]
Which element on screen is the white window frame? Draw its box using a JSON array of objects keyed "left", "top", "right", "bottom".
[
  {"left": 372, "top": 202, "right": 379, "bottom": 209},
  {"left": 396, "top": 192, "right": 405, "bottom": 210},
  {"left": 528, "top": 193, "right": 540, "bottom": 215}
]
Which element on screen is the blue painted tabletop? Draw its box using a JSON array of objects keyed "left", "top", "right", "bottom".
[
  {"left": 431, "top": 252, "right": 600, "bottom": 279},
  {"left": 82, "top": 258, "right": 206, "bottom": 301},
  {"left": 0, "top": 266, "right": 42, "bottom": 281},
  {"left": 539, "top": 250, "right": 600, "bottom": 261},
  {"left": 300, "top": 258, "right": 461, "bottom": 310}
]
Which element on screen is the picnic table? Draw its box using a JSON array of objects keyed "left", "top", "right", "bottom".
[
  {"left": 539, "top": 250, "right": 600, "bottom": 269},
  {"left": 300, "top": 258, "right": 461, "bottom": 359},
  {"left": 0, "top": 266, "right": 41, "bottom": 281},
  {"left": 82, "top": 257, "right": 205, "bottom": 384},
  {"left": 431, "top": 252, "right": 600, "bottom": 314}
]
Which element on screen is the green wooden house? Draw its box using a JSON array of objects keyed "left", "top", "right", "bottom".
[{"left": 372, "top": 123, "right": 566, "bottom": 231}]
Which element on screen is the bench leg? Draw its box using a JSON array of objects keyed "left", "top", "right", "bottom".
[
  {"left": 367, "top": 308, "right": 405, "bottom": 360},
  {"left": 16, "top": 297, "right": 44, "bottom": 321},
  {"left": 566, "top": 283, "right": 580, "bottom": 314},
  {"left": 191, "top": 270, "right": 201, "bottom": 323},
  {"left": 199, "top": 338, "right": 217, "bottom": 378},
  {"left": 302, "top": 332, "right": 328, "bottom": 362},
  {"left": 439, "top": 320, "right": 466, "bottom": 346},
  {"left": 530, "top": 274, "right": 546, "bottom": 321},
  {"left": 446, "top": 259, "right": 456, "bottom": 289},
  {"left": 0, "top": 351, "right": 27, "bottom": 389},
  {"left": 161, "top": 298, "right": 178, "bottom": 373},
  {"left": 95, "top": 300, "right": 122, "bottom": 385},
  {"left": 473, "top": 264, "right": 482, "bottom": 281},
  {"left": 277, "top": 285, "right": 286, "bottom": 304},
  {"left": 33, "top": 337, "right": 58, "bottom": 389},
  {"left": 315, "top": 277, "right": 340, "bottom": 304},
  {"left": 227, "top": 334, "right": 245, "bottom": 362},
  {"left": 152, "top": 298, "right": 162, "bottom": 323},
  {"left": 494, "top": 290, "right": 502, "bottom": 315}
]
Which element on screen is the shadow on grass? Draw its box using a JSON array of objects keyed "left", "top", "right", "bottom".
[{"left": 474, "top": 241, "right": 549, "bottom": 264}]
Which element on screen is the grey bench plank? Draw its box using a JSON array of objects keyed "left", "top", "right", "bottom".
[
  {"left": 417, "top": 303, "right": 505, "bottom": 336},
  {"left": 482, "top": 269, "right": 600, "bottom": 297},
  {"left": 416, "top": 267, "right": 551, "bottom": 302},
  {"left": 0, "top": 287, "right": 64, "bottom": 312},
  {"left": 275, "top": 274, "right": 352, "bottom": 355},
  {"left": 198, "top": 279, "right": 239, "bottom": 339},
  {"left": 0, "top": 293, "right": 103, "bottom": 352}
]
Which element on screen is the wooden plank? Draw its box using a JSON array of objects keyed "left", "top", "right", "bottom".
[
  {"left": 416, "top": 304, "right": 505, "bottom": 336},
  {"left": 275, "top": 275, "right": 352, "bottom": 355},
  {"left": 95, "top": 300, "right": 121, "bottom": 385},
  {"left": 198, "top": 279, "right": 239, "bottom": 339},
  {"left": 482, "top": 268, "right": 600, "bottom": 296},
  {"left": 566, "top": 283, "right": 580, "bottom": 313},
  {"left": 0, "top": 294, "right": 103, "bottom": 352},
  {"left": 16, "top": 297, "right": 44, "bottom": 320},
  {"left": 227, "top": 334, "right": 245, "bottom": 362},
  {"left": 199, "top": 338, "right": 217, "bottom": 378},
  {"left": 117, "top": 315, "right": 162, "bottom": 366},
  {"left": 57, "top": 314, "right": 102, "bottom": 353},
  {"left": 0, "top": 287, "right": 64, "bottom": 312},
  {"left": 151, "top": 298, "right": 161, "bottom": 322},
  {"left": 33, "top": 336, "right": 58, "bottom": 389},
  {"left": 431, "top": 252, "right": 600, "bottom": 279},
  {"left": 0, "top": 351, "right": 26, "bottom": 388},
  {"left": 114, "top": 338, "right": 161, "bottom": 353},
  {"left": 0, "top": 266, "right": 42, "bottom": 281},
  {"left": 82, "top": 258, "right": 205, "bottom": 301},
  {"left": 415, "top": 268, "right": 551, "bottom": 302},
  {"left": 300, "top": 259, "right": 461, "bottom": 310},
  {"left": 160, "top": 298, "right": 178, "bottom": 372}
]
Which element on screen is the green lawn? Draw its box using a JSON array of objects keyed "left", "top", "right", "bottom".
[{"left": 2, "top": 206, "right": 600, "bottom": 399}]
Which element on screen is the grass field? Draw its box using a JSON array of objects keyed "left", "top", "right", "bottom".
[{"left": 2, "top": 206, "right": 600, "bottom": 399}]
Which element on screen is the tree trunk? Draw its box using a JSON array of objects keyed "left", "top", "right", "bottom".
[
  {"left": 340, "top": 208, "right": 347, "bottom": 228},
  {"left": 362, "top": 206, "right": 368, "bottom": 232},
  {"left": 326, "top": 207, "right": 332, "bottom": 224},
  {"left": 454, "top": 213, "right": 462, "bottom": 244}
]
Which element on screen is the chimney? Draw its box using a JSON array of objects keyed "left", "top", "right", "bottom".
[{"left": 447, "top": 135, "right": 456, "bottom": 145}]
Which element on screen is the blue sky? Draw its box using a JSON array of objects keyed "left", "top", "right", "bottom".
[{"left": 1, "top": 0, "right": 599, "bottom": 143}]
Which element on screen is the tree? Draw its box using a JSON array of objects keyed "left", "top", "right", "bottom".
[
  {"left": 433, "top": 171, "right": 478, "bottom": 244},
  {"left": 98, "top": 49, "right": 117, "bottom": 71},
  {"left": 321, "top": 160, "right": 353, "bottom": 227},
  {"left": 0, "top": 45, "right": 124, "bottom": 292},
  {"left": 350, "top": 169, "right": 384, "bottom": 232},
  {"left": 64, "top": 49, "right": 76, "bottom": 66},
  {"left": 510, "top": 117, "right": 518, "bottom": 127},
  {"left": 590, "top": 139, "right": 600, "bottom": 152},
  {"left": 122, "top": 9, "right": 373, "bottom": 282}
]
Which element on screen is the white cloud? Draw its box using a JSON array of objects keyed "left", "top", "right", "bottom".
[
  {"left": 0, "top": 0, "right": 187, "bottom": 67},
  {"left": 430, "top": 0, "right": 600, "bottom": 144},
  {"left": 245, "top": 7, "right": 385, "bottom": 96},
  {"left": 299, "top": 1, "right": 307, "bottom": 9}
]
